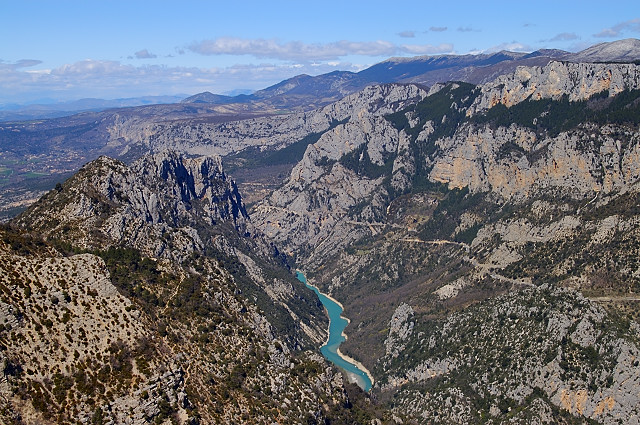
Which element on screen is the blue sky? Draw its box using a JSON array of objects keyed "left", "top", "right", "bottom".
[{"left": 1, "top": 0, "right": 639, "bottom": 104}]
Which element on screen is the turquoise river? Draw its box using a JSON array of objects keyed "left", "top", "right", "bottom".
[{"left": 296, "top": 271, "right": 373, "bottom": 392}]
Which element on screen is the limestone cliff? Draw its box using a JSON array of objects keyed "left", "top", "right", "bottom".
[
  {"left": 250, "top": 84, "right": 429, "bottom": 262},
  {"left": 254, "top": 62, "right": 640, "bottom": 265},
  {"left": 429, "top": 122, "right": 640, "bottom": 198},
  {"left": 469, "top": 61, "right": 640, "bottom": 113}
]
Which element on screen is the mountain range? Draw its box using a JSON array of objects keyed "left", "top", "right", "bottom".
[
  {"left": 2, "top": 39, "right": 640, "bottom": 223},
  {"left": 2, "top": 38, "right": 640, "bottom": 424},
  {"left": 180, "top": 38, "right": 640, "bottom": 112}
]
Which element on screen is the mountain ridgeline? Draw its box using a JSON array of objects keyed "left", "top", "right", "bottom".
[{"left": 2, "top": 39, "right": 640, "bottom": 424}]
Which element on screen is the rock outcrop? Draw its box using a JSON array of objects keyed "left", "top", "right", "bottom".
[
  {"left": 378, "top": 286, "right": 640, "bottom": 425},
  {"left": 14, "top": 151, "right": 247, "bottom": 260}
]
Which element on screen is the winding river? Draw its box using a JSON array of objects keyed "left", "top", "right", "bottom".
[{"left": 296, "top": 271, "right": 373, "bottom": 392}]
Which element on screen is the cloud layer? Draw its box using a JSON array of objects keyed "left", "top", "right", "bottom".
[
  {"left": 594, "top": 19, "right": 640, "bottom": 38},
  {"left": 0, "top": 58, "right": 364, "bottom": 104},
  {"left": 188, "top": 37, "right": 454, "bottom": 61},
  {"left": 0, "top": 35, "right": 454, "bottom": 104}
]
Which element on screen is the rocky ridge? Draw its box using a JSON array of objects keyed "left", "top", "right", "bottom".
[
  {"left": 13, "top": 150, "right": 330, "bottom": 348},
  {"left": 568, "top": 38, "right": 640, "bottom": 63},
  {"left": 468, "top": 61, "right": 640, "bottom": 113},
  {"left": 14, "top": 151, "right": 247, "bottom": 261},
  {"left": 106, "top": 83, "right": 429, "bottom": 159}
]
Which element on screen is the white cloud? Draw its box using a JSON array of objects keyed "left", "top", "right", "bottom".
[
  {"left": 398, "top": 31, "right": 416, "bottom": 38},
  {"left": 549, "top": 32, "right": 579, "bottom": 42},
  {"left": 429, "top": 26, "right": 448, "bottom": 32},
  {"left": 483, "top": 42, "right": 533, "bottom": 53},
  {"left": 188, "top": 37, "right": 454, "bottom": 61},
  {"left": 0, "top": 38, "right": 459, "bottom": 104},
  {"left": 0, "top": 59, "right": 43, "bottom": 70},
  {"left": 400, "top": 43, "right": 454, "bottom": 55},
  {"left": 594, "top": 18, "right": 640, "bottom": 38},
  {"left": 135, "top": 49, "right": 157, "bottom": 59},
  {"left": 189, "top": 37, "right": 400, "bottom": 61}
]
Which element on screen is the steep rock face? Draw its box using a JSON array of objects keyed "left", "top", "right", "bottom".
[
  {"left": 429, "top": 122, "right": 640, "bottom": 198},
  {"left": 469, "top": 61, "right": 640, "bottom": 113},
  {"left": 131, "top": 152, "right": 247, "bottom": 227},
  {"left": 426, "top": 64, "right": 640, "bottom": 200},
  {"left": 251, "top": 84, "right": 429, "bottom": 262}
]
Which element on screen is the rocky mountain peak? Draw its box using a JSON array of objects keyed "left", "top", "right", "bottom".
[
  {"left": 131, "top": 150, "right": 244, "bottom": 222},
  {"left": 13, "top": 150, "right": 248, "bottom": 260}
]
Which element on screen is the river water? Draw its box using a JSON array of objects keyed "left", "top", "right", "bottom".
[{"left": 296, "top": 271, "right": 373, "bottom": 392}]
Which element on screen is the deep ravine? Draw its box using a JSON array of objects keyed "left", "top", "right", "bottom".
[{"left": 296, "top": 270, "right": 374, "bottom": 391}]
